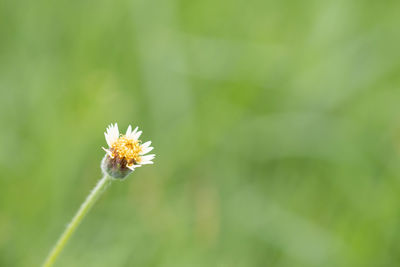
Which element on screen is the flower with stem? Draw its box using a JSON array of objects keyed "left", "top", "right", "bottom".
[{"left": 42, "top": 123, "right": 155, "bottom": 267}]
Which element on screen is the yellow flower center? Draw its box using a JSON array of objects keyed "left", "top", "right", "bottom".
[{"left": 111, "top": 135, "right": 142, "bottom": 165}]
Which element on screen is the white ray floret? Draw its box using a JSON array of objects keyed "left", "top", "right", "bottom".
[
  {"left": 104, "top": 123, "right": 120, "bottom": 147},
  {"left": 132, "top": 130, "right": 142, "bottom": 141},
  {"left": 102, "top": 147, "right": 114, "bottom": 158},
  {"left": 140, "top": 146, "right": 154, "bottom": 155},
  {"left": 127, "top": 164, "right": 141, "bottom": 171},
  {"left": 140, "top": 154, "right": 155, "bottom": 165},
  {"left": 126, "top": 125, "right": 139, "bottom": 139}
]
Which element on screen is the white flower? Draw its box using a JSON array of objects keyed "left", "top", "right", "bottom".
[{"left": 102, "top": 123, "right": 155, "bottom": 177}]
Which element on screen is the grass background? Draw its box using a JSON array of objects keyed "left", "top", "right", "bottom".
[{"left": 1, "top": 0, "right": 400, "bottom": 266}]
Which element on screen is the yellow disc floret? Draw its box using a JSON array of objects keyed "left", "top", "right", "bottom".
[{"left": 111, "top": 135, "right": 142, "bottom": 165}]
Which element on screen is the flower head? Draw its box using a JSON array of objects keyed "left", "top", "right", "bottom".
[{"left": 101, "top": 123, "right": 155, "bottom": 179}]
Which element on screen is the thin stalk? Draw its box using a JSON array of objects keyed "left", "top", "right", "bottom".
[{"left": 42, "top": 175, "right": 112, "bottom": 267}]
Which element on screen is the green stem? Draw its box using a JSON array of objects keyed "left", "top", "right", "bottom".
[{"left": 43, "top": 175, "right": 112, "bottom": 267}]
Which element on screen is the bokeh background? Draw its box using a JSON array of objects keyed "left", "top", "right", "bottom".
[{"left": 1, "top": 0, "right": 400, "bottom": 266}]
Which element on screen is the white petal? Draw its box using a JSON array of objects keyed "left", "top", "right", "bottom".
[
  {"left": 102, "top": 147, "right": 114, "bottom": 158},
  {"left": 141, "top": 141, "right": 152, "bottom": 149},
  {"left": 108, "top": 124, "right": 114, "bottom": 133},
  {"left": 132, "top": 126, "right": 138, "bottom": 135},
  {"left": 126, "top": 127, "right": 139, "bottom": 139},
  {"left": 105, "top": 123, "right": 120, "bottom": 146},
  {"left": 133, "top": 131, "right": 142, "bottom": 140},
  {"left": 104, "top": 133, "right": 111, "bottom": 147},
  {"left": 140, "top": 146, "right": 153, "bottom": 155},
  {"left": 114, "top": 123, "right": 119, "bottom": 137},
  {"left": 141, "top": 154, "right": 155, "bottom": 162},
  {"left": 126, "top": 125, "right": 132, "bottom": 136},
  {"left": 105, "top": 125, "right": 112, "bottom": 146},
  {"left": 111, "top": 124, "right": 119, "bottom": 143},
  {"left": 127, "top": 164, "right": 142, "bottom": 171},
  {"left": 141, "top": 160, "right": 154, "bottom": 165}
]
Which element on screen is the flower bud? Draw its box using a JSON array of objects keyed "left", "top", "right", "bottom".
[{"left": 101, "top": 154, "right": 132, "bottom": 179}]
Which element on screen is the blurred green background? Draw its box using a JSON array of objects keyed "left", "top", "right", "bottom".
[{"left": 1, "top": 0, "right": 400, "bottom": 266}]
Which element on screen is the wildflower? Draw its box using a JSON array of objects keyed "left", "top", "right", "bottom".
[
  {"left": 101, "top": 123, "right": 155, "bottom": 178},
  {"left": 43, "top": 122, "right": 155, "bottom": 267}
]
